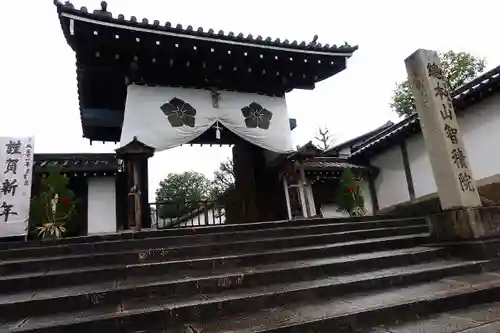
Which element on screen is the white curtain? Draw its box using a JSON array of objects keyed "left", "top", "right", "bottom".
[{"left": 120, "top": 85, "right": 294, "bottom": 153}]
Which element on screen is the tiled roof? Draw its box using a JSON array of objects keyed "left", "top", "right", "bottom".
[
  {"left": 352, "top": 65, "right": 500, "bottom": 157},
  {"left": 322, "top": 121, "right": 394, "bottom": 156},
  {"left": 54, "top": 1, "right": 358, "bottom": 56},
  {"left": 34, "top": 153, "right": 120, "bottom": 174},
  {"left": 286, "top": 141, "right": 323, "bottom": 160},
  {"left": 55, "top": 1, "right": 358, "bottom": 142},
  {"left": 298, "top": 157, "right": 371, "bottom": 172}
]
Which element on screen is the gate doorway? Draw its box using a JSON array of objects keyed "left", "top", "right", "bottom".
[
  {"left": 55, "top": 1, "right": 356, "bottom": 231},
  {"left": 116, "top": 129, "right": 288, "bottom": 231}
]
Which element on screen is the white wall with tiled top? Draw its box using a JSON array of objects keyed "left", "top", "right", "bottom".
[{"left": 370, "top": 93, "right": 500, "bottom": 210}]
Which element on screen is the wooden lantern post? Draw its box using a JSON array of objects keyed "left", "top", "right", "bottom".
[{"left": 115, "top": 137, "right": 155, "bottom": 231}]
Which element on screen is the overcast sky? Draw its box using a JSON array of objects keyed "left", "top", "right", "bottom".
[{"left": 1, "top": 0, "right": 499, "bottom": 198}]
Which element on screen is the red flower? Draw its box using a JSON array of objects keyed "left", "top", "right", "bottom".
[{"left": 60, "top": 197, "right": 70, "bottom": 206}]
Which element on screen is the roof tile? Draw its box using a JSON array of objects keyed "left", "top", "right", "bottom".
[
  {"left": 352, "top": 65, "right": 500, "bottom": 157},
  {"left": 298, "top": 157, "right": 371, "bottom": 172},
  {"left": 33, "top": 153, "right": 120, "bottom": 173},
  {"left": 54, "top": 0, "right": 358, "bottom": 55}
]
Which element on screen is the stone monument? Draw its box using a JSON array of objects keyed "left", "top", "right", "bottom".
[{"left": 406, "top": 49, "right": 500, "bottom": 244}]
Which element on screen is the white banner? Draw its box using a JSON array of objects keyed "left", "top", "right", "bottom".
[
  {"left": 0, "top": 137, "right": 34, "bottom": 238},
  {"left": 120, "top": 85, "right": 294, "bottom": 153}
]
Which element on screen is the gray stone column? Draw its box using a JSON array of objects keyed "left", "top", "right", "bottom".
[
  {"left": 405, "top": 49, "right": 481, "bottom": 210},
  {"left": 404, "top": 49, "right": 500, "bottom": 243}
]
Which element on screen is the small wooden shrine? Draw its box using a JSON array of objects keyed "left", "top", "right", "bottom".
[
  {"left": 278, "top": 142, "right": 378, "bottom": 219},
  {"left": 54, "top": 1, "right": 358, "bottom": 227}
]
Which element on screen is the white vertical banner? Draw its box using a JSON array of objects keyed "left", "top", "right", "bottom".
[{"left": 0, "top": 137, "right": 34, "bottom": 238}]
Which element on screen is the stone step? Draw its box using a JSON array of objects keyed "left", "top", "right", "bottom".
[
  {"left": 0, "top": 234, "right": 431, "bottom": 293},
  {"left": 1, "top": 260, "right": 489, "bottom": 332},
  {"left": 0, "top": 224, "right": 429, "bottom": 263},
  {"left": 185, "top": 270, "right": 500, "bottom": 333},
  {"left": 0, "top": 216, "right": 426, "bottom": 251},
  {"left": 0, "top": 246, "right": 445, "bottom": 320},
  {"left": 0, "top": 220, "right": 428, "bottom": 260},
  {"left": 375, "top": 300, "right": 500, "bottom": 332}
]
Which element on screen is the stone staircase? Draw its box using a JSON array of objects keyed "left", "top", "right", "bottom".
[{"left": 1, "top": 217, "right": 500, "bottom": 332}]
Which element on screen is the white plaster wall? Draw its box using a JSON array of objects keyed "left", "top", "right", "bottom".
[
  {"left": 459, "top": 94, "right": 500, "bottom": 181},
  {"left": 370, "top": 145, "right": 410, "bottom": 209},
  {"left": 321, "top": 204, "right": 350, "bottom": 218},
  {"left": 406, "top": 135, "right": 437, "bottom": 198},
  {"left": 360, "top": 180, "right": 373, "bottom": 215},
  {"left": 87, "top": 178, "right": 117, "bottom": 235},
  {"left": 377, "top": 94, "right": 500, "bottom": 208}
]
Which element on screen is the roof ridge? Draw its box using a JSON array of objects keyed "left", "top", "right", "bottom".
[
  {"left": 323, "top": 121, "right": 395, "bottom": 154},
  {"left": 54, "top": 1, "right": 358, "bottom": 55},
  {"left": 451, "top": 65, "right": 500, "bottom": 98},
  {"left": 351, "top": 64, "right": 500, "bottom": 157}
]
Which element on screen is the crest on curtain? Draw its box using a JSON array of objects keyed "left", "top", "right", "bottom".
[
  {"left": 160, "top": 97, "right": 197, "bottom": 127},
  {"left": 241, "top": 102, "right": 273, "bottom": 130}
]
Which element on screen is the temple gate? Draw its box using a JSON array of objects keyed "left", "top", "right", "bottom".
[{"left": 55, "top": 1, "right": 357, "bottom": 229}]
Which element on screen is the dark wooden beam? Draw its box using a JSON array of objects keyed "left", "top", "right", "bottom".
[
  {"left": 368, "top": 174, "right": 379, "bottom": 214},
  {"left": 400, "top": 141, "right": 416, "bottom": 201}
]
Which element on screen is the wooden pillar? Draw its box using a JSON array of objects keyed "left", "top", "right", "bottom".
[
  {"left": 297, "top": 168, "right": 308, "bottom": 217},
  {"left": 233, "top": 141, "right": 287, "bottom": 222},
  {"left": 283, "top": 177, "right": 292, "bottom": 220},
  {"left": 115, "top": 137, "right": 155, "bottom": 231},
  {"left": 368, "top": 174, "right": 379, "bottom": 214},
  {"left": 233, "top": 141, "right": 258, "bottom": 222},
  {"left": 254, "top": 156, "right": 287, "bottom": 221}
]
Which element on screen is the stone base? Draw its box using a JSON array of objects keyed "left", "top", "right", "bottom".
[
  {"left": 441, "top": 238, "right": 500, "bottom": 260},
  {"left": 428, "top": 206, "right": 500, "bottom": 242}
]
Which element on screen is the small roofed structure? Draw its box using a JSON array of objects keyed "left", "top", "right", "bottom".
[
  {"left": 31, "top": 153, "right": 123, "bottom": 236},
  {"left": 279, "top": 142, "right": 378, "bottom": 219}
]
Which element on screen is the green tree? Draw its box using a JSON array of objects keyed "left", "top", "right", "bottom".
[
  {"left": 210, "top": 158, "right": 235, "bottom": 199},
  {"left": 337, "top": 168, "right": 365, "bottom": 217},
  {"left": 29, "top": 166, "right": 78, "bottom": 238},
  {"left": 391, "top": 50, "right": 486, "bottom": 117},
  {"left": 155, "top": 171, "right": 211, "bottom": 218}
]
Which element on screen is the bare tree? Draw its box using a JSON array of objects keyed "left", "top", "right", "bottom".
[{"left": 314, "top": 127, "right": 334, "bottom": 150}]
